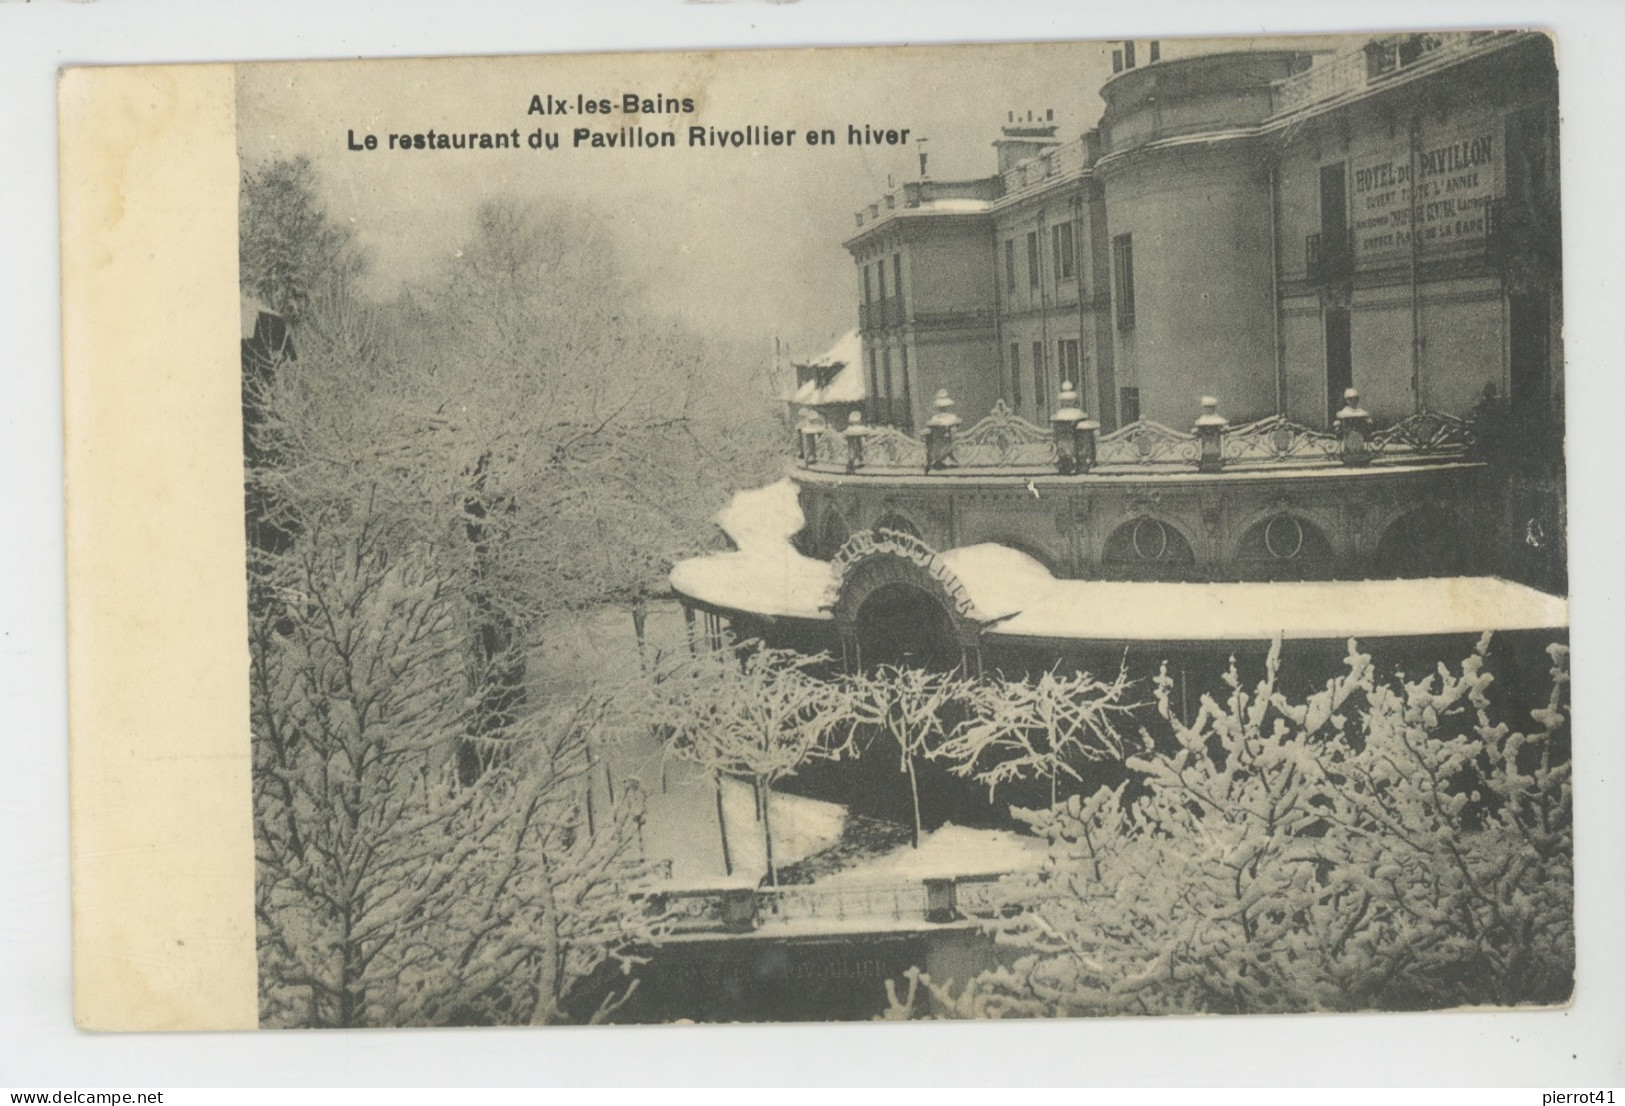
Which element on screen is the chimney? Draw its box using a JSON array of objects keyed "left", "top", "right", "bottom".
[{"left": 994, "top": 108, "right": 1061, "bottom": 174}]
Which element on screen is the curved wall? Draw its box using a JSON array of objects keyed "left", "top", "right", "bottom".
[
  {"left": 1098, "top": 138, "right": 1279, "bottom": 425},
  {"left": 794, "top": 464, "right": 1488, "bottom": 583},
  {"left": 1099, "top": 51, "right": 1309, "bottom": 153}
]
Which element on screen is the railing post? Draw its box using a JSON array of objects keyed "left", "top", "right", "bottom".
[
  {"left": 842, "top": 410, "right": 870, "bottom": 473},
  {"left": 1335, "top": 387, "right": 1372, "bottom": 466},
  {"left": 1050, "top": 381, "right": 1087, "bottom": 475},
  {"left": 796, "top": 410, "right": 824, "bottom": 467},
  {"left": 1194, "top": 395, "right": 1228, "bottom": 472},
  {"left": 1075, "top": 411, "right": 1101, "bottom": 473},
  {"left": 721, "top": 888, "right": 758, "bottom": 932},
  {"left": 925, "top": 388, "right": 962, "bottom": 473}
]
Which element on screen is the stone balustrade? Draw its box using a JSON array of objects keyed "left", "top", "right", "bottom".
[{"left": 795, "top": 386, "right": 1476, "bottom": 478}]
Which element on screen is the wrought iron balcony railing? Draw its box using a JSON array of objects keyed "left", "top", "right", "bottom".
[
  {"left": 859, "top": 297, "right": 905, "bottom": 331},
  {"left": 1272, "top": 30, "right": 1513, "bottom": 117},
  {"left": 1307, "top": 227, "right": 1355, "bottom": 286},
  {"left": 795, "top": 391, "right": 1477, "bottom": 477}
]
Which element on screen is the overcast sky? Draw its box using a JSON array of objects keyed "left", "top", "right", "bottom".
[{"left": 238, "top": 35, "right": 1351, "bottom": 365}]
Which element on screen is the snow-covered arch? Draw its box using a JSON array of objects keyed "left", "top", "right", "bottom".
[{"left": 827, "top": 529, "right": 983, "bottom": 672}]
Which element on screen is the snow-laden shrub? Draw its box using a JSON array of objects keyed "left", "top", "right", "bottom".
[
  {"left": 884, "top": 636, "right": 1572, "bottom": 1018},
  {"left": 651, "top": 638, "right": 857, "bottom": 885}
]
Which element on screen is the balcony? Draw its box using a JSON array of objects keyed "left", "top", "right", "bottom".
[
  {"left": 865, "top": 395, "right": 911, "bottom": 431},
  {"left": 785, "top": 391, "right": 1506, "bottom": 587},
  {"left": 1306, "top": 226, "right": 1354, "bottom": 287},
  {"left": 858, "top": 297, "right": 904, "bottom": 332},
  {"left": 1272, "top": 31, "right": 1513, "bottom": 117}
]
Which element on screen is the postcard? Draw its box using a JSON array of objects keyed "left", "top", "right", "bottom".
[{"left": 61, "top": 32, "right": 1570, "bottom": 1031}]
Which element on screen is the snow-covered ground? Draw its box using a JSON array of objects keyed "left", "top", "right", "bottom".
[
  {"left": 528, "top": 572, "right": 1046, "bottom": 899},
  {"left": 820, "top": 822, "right": 1046, "bottom": 884},
  {"left": 641, "top": 772, "right": 848, "bottom": 889}
]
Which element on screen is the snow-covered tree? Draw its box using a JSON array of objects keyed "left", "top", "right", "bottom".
[
  {"left": 251, "top": 512, "right": 664, "bottom": 1027},
  {"left": 246, "top": 191, "right": 784, "bottom": 776},
  {"left": 240, "top": 157, "right": 360, "bottom": 324},
  {"left": 883, "top": 637, "right": 1573, "bottom": 1018},
  {"left": 844, "top": 665, "right": 973, "bottom": 848},
  {"left": 938, "top": 665, "right": 1134, "bottom": 809},
  {"left": 655, "top": 639, "right": 857, "bottom": 885}
]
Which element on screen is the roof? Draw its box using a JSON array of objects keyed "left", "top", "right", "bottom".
[
  {"left": 791, "top": 330, "right": 866, "bottom": 407},
  {"left": 672, "top": 479, "right": 837, "bottom": 620},
  {"left": 797, "top": 329, "right": 861, "bottom": 372},
  {"left": 670, "top": 485, "right": 1569, "bottom": 641}
]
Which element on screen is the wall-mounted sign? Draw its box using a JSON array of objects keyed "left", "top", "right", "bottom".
[{"left": 1352, "top": 133, "right": 1496, "bottom": 258}]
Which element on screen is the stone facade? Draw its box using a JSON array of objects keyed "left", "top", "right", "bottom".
[{"left": 843, "top": 32, "right": 1560, "bottom": 437}]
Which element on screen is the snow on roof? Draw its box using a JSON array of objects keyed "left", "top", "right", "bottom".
[
  {"left": 939, "top": 544, "right": 1057, "bottom": 622},
  {"left": 791, "top": 330, "right": 867, "bottom": 408},
  {"left": 800, "top": 329, "right": 862, "bottom": 372},
  {"left": 669, "top": 550, "right": 835, "bottom": 621},
  {"left": 672, "top": 486, "right": 1569, "bottom": 640},
  {"left": 822, "top": 822, "right": 1047, "bottom": 884},
  {"left": 714, "top": 477, "right": 805, "bottom": 552},
  {"left": 671, "top": 479, "right": 835, "bottom": 620},
  {"left": 813, "top": 358, "right": 867, "bottom": 404},
  {"left": 911, "top": 198, "right": 993, "bottom": 215},
  {"left": 989, "top": 576, "right": 1568, "bottom": 642}
]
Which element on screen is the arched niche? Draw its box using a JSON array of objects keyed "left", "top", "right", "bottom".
[
  {"left": 1233, "top": 513, "right": 1335, "bottom": 580},
  {"left": 1101, "top": 516, "right": 1199, "bottom": 581},
  {"left": 1374, "top": 507, "right": 1467, "bottom": 578}
]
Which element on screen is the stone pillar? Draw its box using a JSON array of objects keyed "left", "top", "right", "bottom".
[{"left": 1194, "top": 395, "right": 1228, "bottom": 473}]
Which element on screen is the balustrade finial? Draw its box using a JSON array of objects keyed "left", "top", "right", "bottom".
[
  {"left": 842, "top": 409, "right": 870, "bottom": 473},
  {"left": 1194, "top": 395, "right": 1227, "bottom": 472},
  {"left": 1335, "top": 388, "right": 1372, "bottom": 467},
  {"left": 927, "top": 388, "right": 962, "bottom": 428},
  {"left": 924, "top": 389, "right": 960, "bottom": 473}
]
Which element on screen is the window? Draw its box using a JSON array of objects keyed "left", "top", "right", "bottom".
[
  {"left": 1058, "top": 338, "right": 1081, "bottom": 389},
  {"left": 875, "top": 260, "right": 886, "bottom": 301},
  {"left": 1032, "top": 340, "right": 1047, "bottom": 413},
  {"left": 1009, "top": 343, "right": 1022, "bottom": 409},
  {"left": 1026, "top": 231, "right": 1040, "bottom": 287},
  {"left": 1112, "top": 233, "right": 1136, "bottom": 330},
  {"left": 1052, "top": 221, "right": 1075, "bottom": 280},
  {"left": 862, "top": 265, "right": 872, "bottom": 304},
  {"left": 899, "top": 346, "right": 913, "bottom": 430},
  {"left": 1120, "top": 385, "right": 1141, "bottom": 425},
  {"left": 868, "top": 348, "right": 880, "bottom": 407},
  {"left": 882, "top": 348, "right": 893, "bottom": 398},
  {"left": 892, "top": 253, "right": 903, "bottom": 304},
  {"left": 1004, "top": 239, "right": 1016, "bottom": 293}
]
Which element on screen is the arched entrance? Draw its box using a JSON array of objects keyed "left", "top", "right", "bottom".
[
  {"left": 806, "top": 530, "right": 998, "bottom": 831},
  {"left": 854, "top": 582, "right": 961, "bottom": 672},
  {"left": 827, "top": 529, "right": 985, "bottom": 675}
]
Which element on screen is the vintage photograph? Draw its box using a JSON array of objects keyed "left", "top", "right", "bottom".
[{"left": 236, "top": 32, "right": 1569, "bottom": 1028}]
